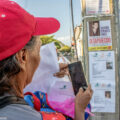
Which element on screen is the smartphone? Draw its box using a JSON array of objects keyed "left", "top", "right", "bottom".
[{"left": 68, "top": 61, "right": 87, "bottom": 95}]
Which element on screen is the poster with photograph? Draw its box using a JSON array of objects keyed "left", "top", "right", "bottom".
[
  {"left": 88, "top": 20, "right": 112, "bottom": 51},
  {"left": 89, "top": 51, "right": 115, "bottom": 112},
  {"left": 86, "top": 0, "right": 110, "bottom": 15},
  {"left": 90, "top": 81, "right": 115, "bottom": 112}
]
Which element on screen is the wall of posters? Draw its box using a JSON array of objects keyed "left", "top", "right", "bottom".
[
  {"left": 89, "top": 51, "right": 115, "bottom": 112},
  {"left": 86, "top": 0, "right": 110, "bottom": 15},
  {"left": 87, "top": 20, "right": 112, "bottom": 51}
]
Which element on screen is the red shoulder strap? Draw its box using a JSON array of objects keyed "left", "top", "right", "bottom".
[
  {"left": 24, "top": 92, "right": 41, "bottom": 111},
  {"left": 41, "top": 111, "right": 66, "bottom": 120}
]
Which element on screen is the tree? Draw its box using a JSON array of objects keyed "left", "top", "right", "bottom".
[
  {"left": 40, "top": 35, "right": 71, "bottom": 52},
  {"left": 60, "top": 46, "right": 71, "bottom": 52}
]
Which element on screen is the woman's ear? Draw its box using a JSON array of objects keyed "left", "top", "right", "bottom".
[{"left": 15, "top": 49, "right": 28, "bottom": 70}]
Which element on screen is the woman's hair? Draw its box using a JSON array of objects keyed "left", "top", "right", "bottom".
[{"left": 0, "top": 37, "right": 36, "bottom": 95}]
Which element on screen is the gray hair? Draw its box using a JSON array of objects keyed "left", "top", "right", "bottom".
[{"left": 0, "top": 37, "right": 36, "bottom": 95}]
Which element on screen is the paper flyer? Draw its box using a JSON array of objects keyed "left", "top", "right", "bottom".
[
  {"left": 86, "top": 0, "right": 110, "bottom": 15},
  {"left": 89, "top": 51, "right": 115, "bottom": 113},
  {"left": 87, "top": 20, "right": 112, "bottom": 51}
]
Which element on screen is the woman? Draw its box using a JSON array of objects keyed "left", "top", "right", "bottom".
[{"left": 0, "top": 0, "right": 93, "bottom": 120}]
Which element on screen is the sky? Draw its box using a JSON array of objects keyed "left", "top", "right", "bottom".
[{"left": 13, "top": 0, "right": 82, "bottom": 46}]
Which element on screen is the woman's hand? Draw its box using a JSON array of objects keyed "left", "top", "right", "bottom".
[
  {"left": 54, "top": 63, "right": 69, "bottom": 78},
  {"left": 75, "top": 85, "right": 93, "bottom": 120}
]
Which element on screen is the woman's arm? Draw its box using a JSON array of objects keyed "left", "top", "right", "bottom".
[
  {"left": 75, "top": 85, "right": 93, "bottom": 120},
  {"left": 54, "top": 63, "right": 68, "bottom": 78},
  {"left": 75, "top": 107, "right": 84, "bottom": 120}
]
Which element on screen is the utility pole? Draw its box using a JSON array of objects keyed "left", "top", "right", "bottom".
[
  {"left": 70, "top": 0, "right": 79, "bottom": 61},
  {"left": 114, "top": 0, "right": 120, "bottom": 119}
]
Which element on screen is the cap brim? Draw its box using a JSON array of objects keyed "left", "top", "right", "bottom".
[{"left": 33, "top": 17, "right": 60, "bottom": 36}]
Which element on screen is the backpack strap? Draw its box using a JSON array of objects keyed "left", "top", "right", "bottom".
[
  {"left": 0, "top": 96, "right": 28, "bottom": 109},
  {"left": 24, "top": 92, "right": 41, "bottom": 111}
]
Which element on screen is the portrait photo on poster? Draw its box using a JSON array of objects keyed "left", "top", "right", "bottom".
[
  {"left": 106, "top": 61, "right": 113, "bottom": 70},
  {"left": 89, "top": 21, "right": 100, "bottom": 36},
  {"left": 105, "top": 91, "right": 111, "bottom": 99}
]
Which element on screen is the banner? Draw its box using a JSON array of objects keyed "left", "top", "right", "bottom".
[
  {"left": 86, "top": 0, "right": 110, "bottom": 15},
  {"left": 89, "top": 51, "right": 115, "bottom": 112},
  {"left": 87, "top": 20, "right": 112, "bottom": 51}
]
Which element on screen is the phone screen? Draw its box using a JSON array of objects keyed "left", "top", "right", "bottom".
[{"left": 68, "top": 61, "right": 87, "bottom": 95}]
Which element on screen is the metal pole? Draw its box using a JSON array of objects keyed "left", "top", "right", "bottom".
[
  {"left": 70, "top": 0, "right": 79, "bottom": 61},
  {"left": 115, "top": 0, "right": 120, "bottom": 119},
  {"left": 114, "top": 0, "right": 120, "bottom": 119}
]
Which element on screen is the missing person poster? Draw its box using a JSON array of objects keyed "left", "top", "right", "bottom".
[
  {"left": 87, "top": 20, "right": 112, "bottom": 51},
  {"left": 86, "top": 0, "right": 110, "bottom": 15},
  {"left": 89, "top": 51, "right": 115, "bottom": 112}
]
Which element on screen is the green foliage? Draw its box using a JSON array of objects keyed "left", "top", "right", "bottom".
[
  {"left": 54, "top": 42, "right": 61, "bottom": 49},
  {"left": 40, "top": 35, "right": 71, "bottom": 52},
  {"left": 60, "top": 46, "right": 71, "bottom": 52},
  {"left": 40, "top": 35, "right": 55, "bottom": 45}
]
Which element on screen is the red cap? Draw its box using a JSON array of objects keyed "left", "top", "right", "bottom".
[{"left": 0, "top": 0, "right": 60, "bottom": 61}]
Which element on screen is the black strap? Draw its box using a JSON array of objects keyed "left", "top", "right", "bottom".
[{"left": 0, "top": 96, "right": 28, "bottom": 109}]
